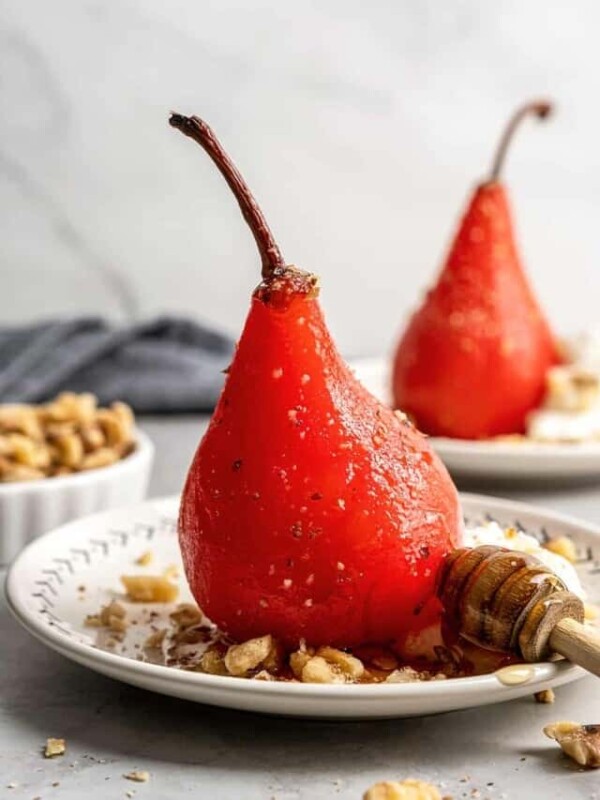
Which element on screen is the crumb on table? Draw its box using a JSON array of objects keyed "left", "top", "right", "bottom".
[{"left": 44, "top": 738, "right": 66, "bottom": 758}]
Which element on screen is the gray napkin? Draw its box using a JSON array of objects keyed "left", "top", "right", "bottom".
[{"left": 0, "top": 318, "right": 233, "bottom": 412}]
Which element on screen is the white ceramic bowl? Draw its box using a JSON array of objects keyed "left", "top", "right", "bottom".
[{"left": 0, "top": 429, "right": 154, "bottom": 566}]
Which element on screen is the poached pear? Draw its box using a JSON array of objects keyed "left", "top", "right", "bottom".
[
  {"left": 172, "top": 113, "right": 461, "bottom": 649},
  {"left": 393, "top": 100, "right": 560, "bottom": 439}
]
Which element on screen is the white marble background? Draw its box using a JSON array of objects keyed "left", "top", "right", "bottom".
[{"left": 1, "top": 0, "right": 599, "bottom": 356}]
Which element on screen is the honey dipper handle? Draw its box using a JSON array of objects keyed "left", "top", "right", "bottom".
[{"left": 549, "top": 618, "right": 600, "bottom": 678}]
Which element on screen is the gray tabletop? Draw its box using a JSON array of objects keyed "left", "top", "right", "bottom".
[{"left": 1, "top": 417, "right": 599, "bottom": 800}]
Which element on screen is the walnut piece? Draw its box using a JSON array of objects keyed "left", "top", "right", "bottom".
[
  {"left": 543, "top": 536, "right": 577, "bottom": 563},
  {"left": 544, "top": 721, "right": 600, "bottom": 768},
  {"left": 295, "top": 646, "right": 365, "bottom": 684},
  {"left": 124, "top": 770, "right": 150, "bottom": 782},
  {"left": 135, "top": 550, "right": 153, "bottom": 567},
  {"left": 534, "top": 689, "right": 555, "bottom": 704},
  {"left": 224, "top": 635, "right": 275, "bottom": 677},
  {"left": 200, "top": 646, "right": 228, "bottom": 676},
  {"left": 0, "top": 394, "right": 136, "bottom": 482},
  {"left": 363, "top": 779, "right": 442, "bottom": 800},
  {"left": 144, "top": 629, "right": 167, "bottom": 649},
  {"left": 385, "top": 667, "right": 446, "bottom": 684},
  {"left": 121, "top": 575, "right": 179, "bottom": 603},
  {"left": 44, "top": 738, "right": 66, "bottom": 758},
  {"left": 85, "top": 601, "right": 128, "bottom": 638},
  {"left": 169, "top": 603, "right": 203, "bottom": 629}
]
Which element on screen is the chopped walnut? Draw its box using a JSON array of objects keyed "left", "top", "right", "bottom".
[
  {"left": 0, "top": 394, "right": 136, "bottom": 482},
  {"left": 301, "top": 655, "right": 345, "bottom": 683},
  {"left": 289, "top": 645, "right": 314, "bottom": 679},
  {"left": 124, "top": 770, "right": 150, "bottom": 782},
  {"left": 545, "top": 366, "right": 600, "bottom": 412},
  {"left": 316, "top": 646, "right": 364, "bottom": 680},
  {"left": 121, "top": 575, "right": 178, "bottom": 603},
  {"left": 85, "top": 601, "right": 127, "bottom": 638},
  {"left": 385, "top": 667, "right": 446, "bottom": 684},
  {"left": 543, "top": 536, "right": 577, "bottom": 563},
  {"left": 544, "top": 721, "right": 600, "bottom": 768},
  {"left": 253, "top": 669, "right": 276, "bottom": 681},
  {"left": 224, "top": 635, "right": 275, "bottom": 677},
  {"left": 534, "top": 689, "right": 555, "bottom": 704},
  {"left": 200, "top": 646, "right": 228, "bottom": 676},
  {"left": 44, "top": 738, "right": 66, "bottom": 758},
  {"left": 144, "top": 629, "right": 167, "bottom": 649},
  {"left": 298, "top": 647, "right": 364, "bottom": 684},
  {"left": 135, "top": 550, "right": 153, "bottom": 567},
  {"left": 169, "top": 603, "right": 203, "bottom": 629},
  {"left": 363, "top": 779, "right": 442, "bottom": 800}
]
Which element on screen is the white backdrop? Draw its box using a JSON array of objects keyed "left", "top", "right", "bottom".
[{"left": 1, "top": 0, "right": 599, "bottom": 356}]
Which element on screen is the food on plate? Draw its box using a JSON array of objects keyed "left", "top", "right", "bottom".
[
  {"left": 526, "top": 332, "right": 600, "bottom": 442},
  {"left": 170, "top": 111, "right": 461, "bottom": 650},
  {"left": 0, "top": 393, "right": 136, "bottom": 482},
  {"left": 82, "top": 517, "right": 591, "bottom": 683},
  {"left": 392, "top": 100, "right": 560, "bottom": 439},
  {"left": 544, "top": 721, "right": 600, "bottom": 768},
  {"left": 121, "top": 574, "right": 179, "bottom": 603}
]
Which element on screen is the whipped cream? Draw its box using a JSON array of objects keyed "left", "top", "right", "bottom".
[
  {"left": 463, "top": 520, "right": 584, "bottom": 598},
  {"left": 526, "top": 329, "right": 600, "bottom": 442}
]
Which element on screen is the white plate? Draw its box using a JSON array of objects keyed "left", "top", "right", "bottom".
[
  {"left": 352, "top": 357, "right": 600, "bottom": 481},
  {"left": 5, "top": 494, "right": 599, "bottom": 719}
]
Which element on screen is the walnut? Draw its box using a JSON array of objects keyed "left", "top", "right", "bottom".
[
  {"left": 169, "top": 603, "right": 203, "bottom": 629},
  {"left": 545, "top": 366, "right": 600, "bottom": 412},
  {"left": 298, "top": 647, "right": 364, "bottom": 684},
  {"left": 0, "top": 404, "right": 42, "bottom": 439},
  {"left": 385, "top": 667, "right": 446, "bottom": 684},
  {"left": 80, "top": 447, "right": 119, "bottom": 471},
  {"left": 121, "top": 575, "right": 179, "bottom": 603},
  {"left": 200, "top": 646, "right": 228, "bottom": 676},
  {"left": 544, "top": 721, "right": 600, "bottom": 768},
  {"left": 224, "top": 635, "right": 276, "bottom": 677},
  {"left": 534, "top": 689, "right": 555, "bottom": 704},
  {"left": 289, "top": 646, "right": 314, "bottom": 679},
  {"left": 543, "top": 536, "right": 577, "bottom": 563},
  {"left": 85, "top": 601, "right": 127, "bottom": 639},
  {"left": 363, "top": 779, "right": 441, "bottom": 800},
  {"left": 135, "top": 550, "right": 153, "bottom": 566},
  {"left": 316, "top": 646, "right": 364, "bottom": 680},
  {"left": 585, "top": 603, "right": 599, "bottom": 621},
  {"left": 144, "top": 629, "right": 167, "bottom": 649},
  {"left": 0, "top": 394, "right": 137, "bottom": 483},
  {"left": 124, "top": 770, "right": 150, "bottom": 782},
  {"left": 44, "top": 738, "right": 66, "bottom": 758}
]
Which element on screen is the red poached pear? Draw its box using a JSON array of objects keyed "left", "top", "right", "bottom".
[
  {"left": 172, "top": 113, "right": 461, "bottom": 649},
  {"left": 393, "top": 100, "right": 560, "bottom": 440}
]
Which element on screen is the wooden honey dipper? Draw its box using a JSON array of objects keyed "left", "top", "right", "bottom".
[{"left": 436, "top": 545, "right": 600, "bottom": 676}]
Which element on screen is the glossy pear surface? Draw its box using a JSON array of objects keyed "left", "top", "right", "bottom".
[
  {"left": 393, "top": 183, "right": 558, "bottom": 439},
  {"left": 180, "top": 271, "right": 461, "bottom": 647}
]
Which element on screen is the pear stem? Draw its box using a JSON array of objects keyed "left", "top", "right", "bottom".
[
  {"left": 169, "top": 113, "right": 285, "bottom": 280},
  {"left": 488, "top": 100, "right": 553, "bottom": 182}
]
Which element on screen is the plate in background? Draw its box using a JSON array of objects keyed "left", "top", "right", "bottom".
[
  {"left": 352, "top": 357, "right": 600, "bottom": 481},
  {"left": 5, "top": 494, "right": 599, "bottom": 719}
]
